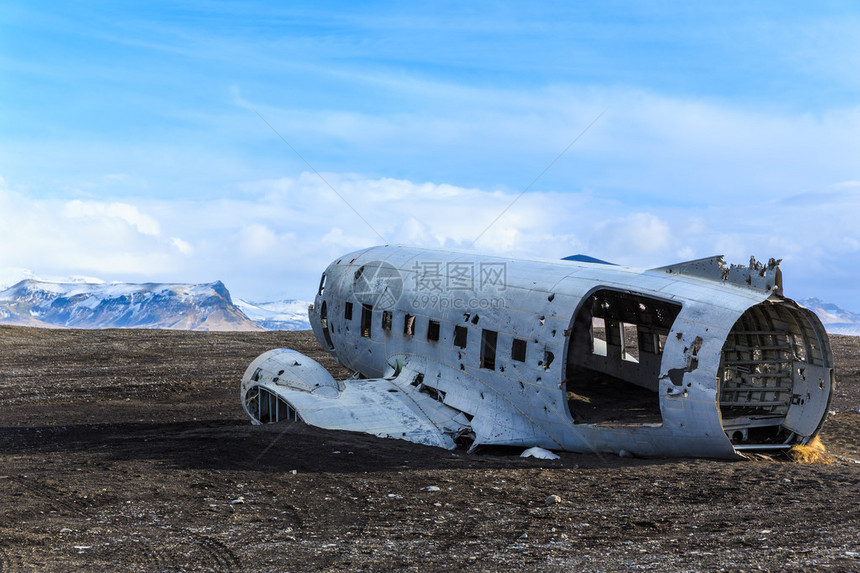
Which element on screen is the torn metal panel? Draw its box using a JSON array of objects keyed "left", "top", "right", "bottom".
[
  {"left": 241, "top": 350, "right": 468, "bottom": 449},
  {"left": 652, "top": 255, "right": 783, "bottom": 295},
  {"left": 245, "top": 245, "right": 833, "bottom": 459}
]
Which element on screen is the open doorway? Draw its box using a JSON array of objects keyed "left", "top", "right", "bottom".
[
  {"left": 566, "top": 289, "right": 681, "bottom": 425},
  {"left": 320, "top": 300, "right": 334, "bottom": 349}
]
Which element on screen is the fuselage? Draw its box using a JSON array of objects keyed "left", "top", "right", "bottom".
[{"left": 302, "top": 245, "right": 832, "bottom": 457}]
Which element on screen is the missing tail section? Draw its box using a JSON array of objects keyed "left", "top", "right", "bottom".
[{"left": 719, "top": 299, "right": 833, "bottom": 451}]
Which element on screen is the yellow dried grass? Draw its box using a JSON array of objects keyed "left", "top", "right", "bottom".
[{"left": 788, "top": 436, "right": 834, "bottom": 464}]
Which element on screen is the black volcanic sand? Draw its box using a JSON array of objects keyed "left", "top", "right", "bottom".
[{"left": 0, "top": 326, "right": 858, "bottom": 571}]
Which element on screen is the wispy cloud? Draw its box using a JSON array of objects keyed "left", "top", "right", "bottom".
[
  {"left": 3, "top": 173, "right": 858, "bottom": 308},
  {"left": 2, "top": 2, "right": 859, "bottom": 310}
]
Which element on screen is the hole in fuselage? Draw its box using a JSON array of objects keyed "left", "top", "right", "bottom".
[
  {"left": 565, "top": 289, "right": 681, "bottom": 425},
  {"left": 717, "top": 300, "right": 832, "bottom": 446},
  {"left": 245, "top": 386, "right": 302, "bottom": 424}
]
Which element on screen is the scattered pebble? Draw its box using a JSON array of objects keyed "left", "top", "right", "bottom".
[
  {"left": 426, "top": 486, "right": 440, "bottom": 492},
  {"left": 545, "top": 494, "right": 562, "bottom": 505},
  {"left": 230, "top": 496, "right": 245, "bottom": 505}
]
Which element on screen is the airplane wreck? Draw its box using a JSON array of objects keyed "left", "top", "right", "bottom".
[{"left": 241, "top": 246, "right": 833, "bottom": 458}]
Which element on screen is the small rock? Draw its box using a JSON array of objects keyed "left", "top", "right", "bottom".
[
  {"left": 618, "top": 449, "right": 633, "bottom": 458},
  {"left": 426, "top": 486, "right": 440, "bottom": 492},
  {"left": 546, "top": 494, "right": 562, "bottom": 505},
  {"left": 289, "top": 470, "right": 298, "bottom": 474},
  {"left": 230, "top": 496, "right": 245, "bottom": 504}
]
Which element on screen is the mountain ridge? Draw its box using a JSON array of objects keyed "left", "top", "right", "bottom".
[
  {"left": 798, "top": 297, "right": 860, "bottom": 336},
  {"left": 0, "top": 278, "right": 266, "bottom": 331},
  {"left": 0, "top": 274, "right": 855, "bottom": 335}
]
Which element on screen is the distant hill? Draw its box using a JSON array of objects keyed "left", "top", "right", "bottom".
[
  {"left": 234, "top": 299, "right": 312, "bottom": 331},
  {"left": 799, "top": 298, "right": 860, "bottom": 336},
  {"left": 0, "top": 279, "right": 265, "bottom": 331},
  {"left": 4, "top": 273, "right": 851, "bottom": 337}
]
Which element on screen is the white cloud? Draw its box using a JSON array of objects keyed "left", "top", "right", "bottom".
[
  {"left": 239, "top": 87, "right": 860, "bottom": 213},
  {"left": 0, "top": 187, "right": 176, "bottom": 279},
  {"left": 2, "top": 169, "right": 859, "bottom": 310},
  {"left": 239, "top": 224, "right": 278, "bottom": 257},
  {"left": 592, "top": 213, "right": 672, "bottom": 256},
  {"left": 171, "top": 237, "right": 194, "bottom": 256},
  {"left": 64, "top": 200, "right": 160, "bottom": 236}
]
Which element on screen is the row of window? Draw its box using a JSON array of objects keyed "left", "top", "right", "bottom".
[{"left": 342, "top": 301, "right": 530, "bottom": 370}]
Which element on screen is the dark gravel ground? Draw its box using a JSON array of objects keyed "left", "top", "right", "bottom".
[{"left": 0, "top": 326, "right": 858, "bottom": 572}]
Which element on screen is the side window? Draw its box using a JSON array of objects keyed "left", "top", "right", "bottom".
[
  {"left": 511, "top": 338, "right": 527, "bottom": 362},
  {"left": 382, "top": 310, "right": 392, "bottom": 331},
  {"left": 317, "top": 273, "right": 326, "bottom": 296},
  {"left": 404, "top": 314, "right": 415, "bottom": 336},
  {"left": 453, "top": 325, "right": 468, "bottom": 348},
  {"left": 361, "top": 304, "right": 373, "bottom": 338},
  {"left": 427, "top": 320, "right": 440, "bottom": 341},
  {"left": 480, "top": 329, "right": 498, "bottom": 370},
  {"left": 344, "top": 302, "right": 353, "bottom": 320}
]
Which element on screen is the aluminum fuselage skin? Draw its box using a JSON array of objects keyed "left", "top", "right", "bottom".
[{"left": 300, "top": 245, "right": 832, "bottom": 458}]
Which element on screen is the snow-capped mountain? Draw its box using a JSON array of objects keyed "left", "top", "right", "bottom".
[
  {"left": 799, "top": 298, "right": 860, "bottom": 336},
  {"left": 0, "top": 270, "right": 855, "bottom": 336},
  {"left": 0, "top": 279, "right": 265, "bottom": 331},
  {"left": 234, "top": 299, "right": 312, "bottom": 331}
]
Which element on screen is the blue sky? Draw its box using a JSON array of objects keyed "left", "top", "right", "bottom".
[{"left": 1, "top": 1, "right": 859, "bottom": 309}]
